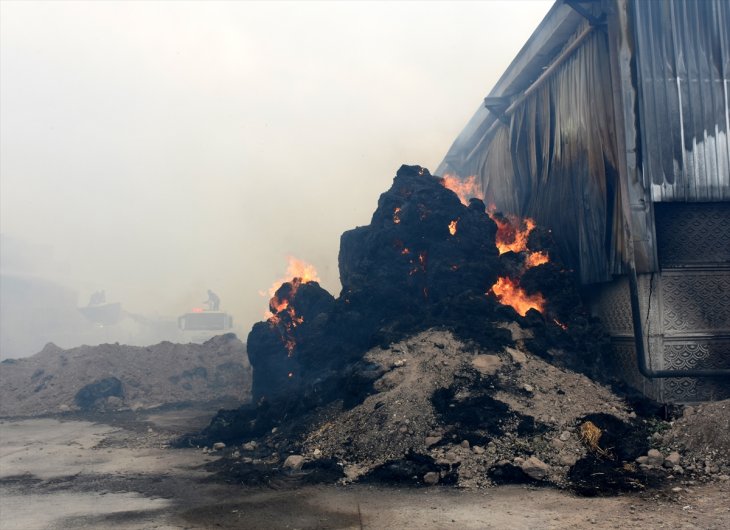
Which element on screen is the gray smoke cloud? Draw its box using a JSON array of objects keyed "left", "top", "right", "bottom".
[{"left": 0, "top": 0, "right": 551, "bottom": 358}]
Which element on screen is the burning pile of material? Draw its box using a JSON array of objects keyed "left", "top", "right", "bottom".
[{"left": 189, "top": 165, "right": 668, "bottom": 494}]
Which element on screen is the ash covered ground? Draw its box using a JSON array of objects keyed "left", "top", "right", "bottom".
[{"left": 184, "top": 166, "right": 730, "bottom": 495}]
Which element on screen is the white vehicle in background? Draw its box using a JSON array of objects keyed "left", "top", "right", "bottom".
[{"left": 177, "top": 306, "right": 234, "bottom": 343}]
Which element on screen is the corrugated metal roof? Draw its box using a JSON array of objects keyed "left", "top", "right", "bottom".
[{"left": 633, "top": 0, "right": 730, "bottom": 201}]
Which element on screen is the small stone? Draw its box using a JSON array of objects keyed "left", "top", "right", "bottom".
[
  {"left": 559, "top": 431, "right": 571, "bottom": 442},
  {"left": 636, "top": 456, "right": 649, "bottom": 465},
  {"left": 344, "top": 465, "right": 362, "bottom": 481},
  {"left": 521, "top": 456, "right": 550, "bottom": 480},
  {"left": 242, "top": 441, "right": 258, "bottom": 451},
  {"left": 283, "top": 455, "right": 305, "bottom": 471},
  {"left": 505, "top": 346, "right": 528, "bottom": 364},
  {"left": 522, "top": 384, "right": 534, "bottom": 393},
  {"left": 313, "top": 448, "right": 322, "bottom": 457},
  {"left": 672, "top": 487, "right": 683, "bottom": 493},
  {"left": 394, "top": 359, "right": 406, "bottom": 367},
  {"left": 232, "top": 451, "right": 241, "bottom": 458},
  {"left": 717, "top": 475, "right": 730, "bottom": 481},
  {"left": 665, "top": 451, "right": 681, "bottom": 467},
  {"left": 673, "top": 465, "right": 684, "bottom": 475},
  {"left": 423, "top": 472, "right": 440, "bottom": 485},
  {"left": 471, "top": 355, "right": 502, "bottom": 376},
  {"left": 646, "top": 449, "right": 664, "bottom": 466},
  {"left": 213, "top": 442, "right": 226, "bottom": 450},
  {"left": 472, "top": 445, "right": 485, "bottom": 455},
  {"left": 551, "top": 438, "right": 565, "bottom": 450},
  {"left": 559, "top": 453, "right": 578, "bottom": 466},
  {"left": 513, "top": 457, "right": 525, "bottom": 465},
  {"left": 425, "top": 436, "right": 442, "bottom": 447},
  {"left": 240, "top": 457, "right": 253, "bottom": 464},
  {"left": 460, "top": 440, "right": 470, "bottom": 449}
]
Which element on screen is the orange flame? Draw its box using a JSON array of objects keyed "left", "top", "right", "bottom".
[
  {"left": 393, "top": 207, "right": 401, "bottom": 224},
  {"left": 490, "top": 214, "right": 535, "bottom": 255},
  {"left": 262, "top": 257, "right": 320, "bottom": 356},
  {"left": 487, "top": 210, "right": 549, "bottom": 269},
  {"left": 490, "top": 277, "right": 545, "bottom": 316},
  {"left": 441, "top": 174, "right": 481, "bottom": 206},
  {"left": 526, "top": 251, "right": 549, "bottom": 268},
  {"left": 448, "top": 220, "right": 458, "bottom": 236},
  {"left": 266, "top": 256, "right": 320, "bottom": 297}
]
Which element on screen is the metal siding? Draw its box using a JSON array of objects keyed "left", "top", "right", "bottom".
[
  {"left": 633, "top": 0, "right": 730, "bottom": 201},
  {"left": 466, "top": 31, "right": 623, "bottom": 285}
]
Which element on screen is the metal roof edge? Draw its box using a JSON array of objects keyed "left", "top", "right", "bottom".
[{"left": 438, "top": 1, "right": 585, "bottom": 174}]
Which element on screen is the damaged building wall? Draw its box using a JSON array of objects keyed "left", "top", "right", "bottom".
[
  {"left": 439, "top": 0, "right": 730, "bottom": 281},
  {"left": 634, "top": 0, "right": 730, "bottom": 202},
  {"left": 440, "top": 25, "right": 626, "bottom": 285},
  {"left": 438, "top": 0, "right": 729, "bottom": 402}
]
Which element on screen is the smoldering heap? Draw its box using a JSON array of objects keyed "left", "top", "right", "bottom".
[{"left": 188, "top": 165, "right": 675, "bottom": 495}]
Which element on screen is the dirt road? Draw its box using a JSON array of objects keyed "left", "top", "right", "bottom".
[{"left": 1, "top": 407, "right": 728, "bottom": 529}]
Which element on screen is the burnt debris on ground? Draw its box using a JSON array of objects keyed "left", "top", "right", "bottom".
[{"left": 184, "top": 165, "right": 693, "bottom": 494}]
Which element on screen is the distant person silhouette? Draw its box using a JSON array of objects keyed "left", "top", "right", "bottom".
[
  {"left": 88, "top": 290, "right": 106, "bottom": 306},
  {"left": 205, "top": 290, "right": 220, "bottom": 311}
]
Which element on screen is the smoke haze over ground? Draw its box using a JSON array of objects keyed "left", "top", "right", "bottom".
[{"left": 0, "top": 0, "right": 552, "bottom": 358}]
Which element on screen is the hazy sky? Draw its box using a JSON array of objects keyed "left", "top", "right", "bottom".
[{"left": 1, "top": 0, "right": 552, "bottom": 335}]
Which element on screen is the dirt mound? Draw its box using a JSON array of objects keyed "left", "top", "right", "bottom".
[
  {"left": 0, "top": 334, "right": 251, "bottom": 417},
  {"left": 191, "top": 328, "right": 677, "bottom": 494},
  {"left": 661, "top": 400, "right": 730, "bottom": 479}
]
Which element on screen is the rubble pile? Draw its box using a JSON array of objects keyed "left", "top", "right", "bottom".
[
  {"left": 0, "top": 334, "right": 251, "bottom": 416},
  {"left": 660, "top": 400, "right": 730, "bottom": 481},
  {"left": 188, "top": 165, "right": 681, "bottom": 494}
]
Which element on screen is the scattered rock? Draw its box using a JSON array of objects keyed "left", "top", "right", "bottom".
[
  {"left": 425, "top": 436, "right": 441, "bottom": 447},
  {"left": 521, "top": 456, "right": 550, "bottom": 480},
  {"left": 558, "top": 453, "right": 578, "bottom": 466},
  {"left": 471, "top": 355, "right": 502, "bottom": 376},
  {"left": 646, "top": 449, "right": 665, "bottom": 466},
  {"left": 213, "top": 442, "right": 226, "bottom": 450},
  {"left": 423, "top": 472, "right": 440, "bottom": 485},
  {"left": 664, "top": 451, "right": 681, "bottom": 468},
  {"left": 504, "top": 346, "right": 528, "bottom": 364},
  {"left": 283, "top": 455, "right": 305, "bottom": 471}
]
